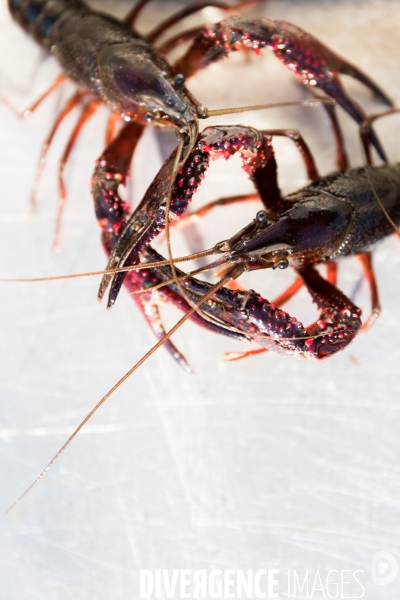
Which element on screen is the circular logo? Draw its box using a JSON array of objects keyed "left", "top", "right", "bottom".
[{"left": 372, "top": 551, "right": 398, "bottom": 586}]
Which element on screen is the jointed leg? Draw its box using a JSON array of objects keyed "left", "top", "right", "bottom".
[
  {"left": 124, "top": 0, "right": 153, "bottom": 28},
  {"left": 358, "top": 252, "right": 381, "bottom": 330},
  {"left": 2, "top": 73, "right": 66, "bottom": 118},
  {"left": 224, "top": 347, "right": 267, "bottom": 361},
  {"left": 158, "top": 27, "right": 204, "bottom": 55},
  {"left": 30, "top": 90, "right": 83, "bottom": 208},
  {"left": 326, "top": 261, "right": 337, "bottom": 286},
  {"left": 176, "top": 193, "right": 259, "bottom": 228},
  {"left": 54, "top": 99, "right": 100, "bottom": 251},
  {"left": 124, "top": 0, "right": 256, "bottom": 39},
  {"left": 311, "top": 91, "right": 348, "bottom": 171},
  {"left": 182, "top": 126, "right": 317, "bottom": 228},
  {"left": 261, "top": 128, "right": 318, "bottom": 181},
  {"left": 130, "top": 290, "right": 193, "bottom": 374},
  {"left": 105, "top": 111, "right": 121, "bottom": 146},
  {"left": 360, "top": 108, "right": 400, "bottom": 166},
  {"left": 251, "top": 128, "right": 318, "bottom": 213}
]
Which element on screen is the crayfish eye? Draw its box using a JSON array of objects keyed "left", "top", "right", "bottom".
[
  {"left": 144, "top": 112, "right": 154, "bottom": 122},
  {"left": 256, "top": 210, "right": 268, "bottom": 223},
  {"left": 174, "top": 73, "right": 186, "bottom": 88},
  {"left": 278, "top": 259, "right": 289, "bottom": 269}
]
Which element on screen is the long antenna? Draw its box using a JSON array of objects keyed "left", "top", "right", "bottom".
[
  {"left": 205, "top": 98, "right": 335, "bottom": 118},
  {"left": 0, "top": 267, "right": 237, "bottom": 520},
  {"left": 0, "top": 248, "right": 216, "bottom": 283}
]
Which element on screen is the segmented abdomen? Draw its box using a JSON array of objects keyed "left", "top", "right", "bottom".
[
  {"left": 8, "top": 0, "right": 86, "bottom": 49},
  {"left": 8, "top": 0, "right": 149, "bottom": 97}
]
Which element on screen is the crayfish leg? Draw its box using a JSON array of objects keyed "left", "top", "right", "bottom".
[
  {"left": 360, "top": 108, "right": 400, "bottom": 166},
  {"left": 30, "top": 90, "right": 83, "bottom": 209},
  {"left": 339, "top": 60, "right": 393, "bottom": 107},
  {"left": 358, "top": 252, "right": 381, "bottom": 331},
  {"left": 123, "top": 0, "right": 152, "bottom": 29},
  {"left": 91, "top": 119, "right": 194, "bottom": 368},
  {"left": 131, "top": 290, "right": 194, "bottom": 374},
  {"left": 260, "top": 128, "right": 318, "bottom": 181},
  {"left": 224, "top": 347, "right": 268, "bottom": 362},
  {"left": 54, "top": 98, "right": 100, "bottom": 251},
  {"left": 310, "top": 91, "right": 348, "bottom": 171},
  {"left": 1, "top": 72, "right": 66, "bottom": 119},
  {"left": 270, "top": 261, "right": 338, "bottom": 311},
  {"left": 175, "top": 193, "right": 259, "bottom": 229},
  {"left": 270, "top": 276, "right": 304, "bottom": 308},
  {"left": 105, "top": 110, "right": 121, "bottom": 146},
  {"left": 326, "top": 261, "right": 338, "bottom": 286},
  {"left": 92, "top": 120, "right": 244, "bottom": 361}
]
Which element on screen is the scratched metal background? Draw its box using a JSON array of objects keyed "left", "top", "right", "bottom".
[{"left": 1, "top": 1, "right": 400, "bottom": 598}]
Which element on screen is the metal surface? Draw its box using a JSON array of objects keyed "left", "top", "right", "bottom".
[{"left": 1, "top": 1, "right": 400, "bottom": 598}]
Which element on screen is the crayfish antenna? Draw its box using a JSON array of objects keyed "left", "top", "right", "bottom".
[
  {"left": 204, "top": 98, "right": 335, "bottom": 118},
  {"left": 0, "top": 267, "right": 238, "bottom": 520},
  {"left": 0, "top": 248, "right": 216, "bottom": 283}
]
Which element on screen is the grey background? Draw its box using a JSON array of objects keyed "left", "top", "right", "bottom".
[{"left": 0, "top": 1, "right": 400, "bottom": 598}]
